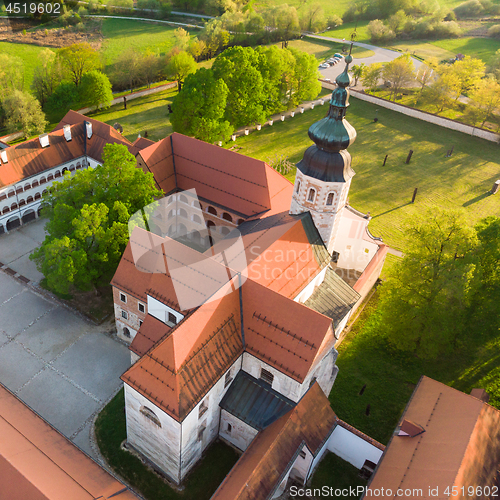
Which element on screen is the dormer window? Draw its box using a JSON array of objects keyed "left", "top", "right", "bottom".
[
  {"left": 307, "top": 189, "right": 316, "bottom": 202},
  {"left": 168, "top": 312, "right": 177, "bottom": 325},
  {"left": 326, "top": 193, "right": 334, "bottom": 206},
  {"left": 260, "top": 368, "right": 274, "bottom": 386}
]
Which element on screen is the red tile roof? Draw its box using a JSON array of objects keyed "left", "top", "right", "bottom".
[
  {"left": 121, "top": 289, "right": 243, "bottom": 421},
  {"left": 242, "top": 279, "right": 334, "bottom": 383},
  {"left": 137, "top": 133, "right": 293, "bottom": 217},
  {"left": 211, "top": 383, "right": 337, "bottom": 500},
  {"left": 366, "top": 376, "right": 500, "bottom": 498},
  {"left": 0, "top": 383, "right": 140, "bottom": 500},
  {"left": 129, "top": 313, "right": 173, "bottom": 358},
  {"left": 0, "top": 111, "right": 151, "bottom": 189}
]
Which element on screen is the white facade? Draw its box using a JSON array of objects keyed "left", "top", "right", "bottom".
[
  {"left": 219, "top": 409, "right": 258, "bottom": 452},
  {"left": 147, "top": 295, "right": 184, "bottom": 326},
  {"left": 0, "top": 155, "right": 92, "bottom": 234}
]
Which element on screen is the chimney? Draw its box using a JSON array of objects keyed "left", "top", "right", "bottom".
[
  {"left": 39, "top": 133, "right": 50, "bottom": 148},
  {"left": 86, "top": 122, "right": 93, "bottom": 139},
  {"left": 63, "top": 124, "right": 72, "bottom": 142},
  {"left": 0, "top": 150, "right": 7, "bottom": 164}
]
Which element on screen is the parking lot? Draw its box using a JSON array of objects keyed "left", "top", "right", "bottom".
[{"left": 0, "top": 220, "right": 131, "bottom": 459}]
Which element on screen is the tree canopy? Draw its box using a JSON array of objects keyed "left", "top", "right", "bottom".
[
  {"left": 377, "top": 209, "right": 478, "bottom": 358},
  {"left": 79, "top": 70, "right": 113, "bottom": 110},
  {"left": 171, "top": 68, "right": 232, "bottom": 143},
  {"left": 57, "top": 43, "right": 101, "bottom": 86},
  {"left": 31, "top": 144, "right": 162, "bottom": 294},
  {"left": 3, "top": 90, "right": 47, "bottom": 138},
  {"left": 167, "top": 51, "right": 197, "bottom": 89}
]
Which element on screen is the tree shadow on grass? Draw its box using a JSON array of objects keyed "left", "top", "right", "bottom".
[{"left": 463, "top": 192, "right": 493, "bottom": 207}]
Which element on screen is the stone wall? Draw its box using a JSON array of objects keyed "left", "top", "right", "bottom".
[
  {"left": 219, "top": 409, "right": 258, "bottom": 452},
  {"left": 112, "top": 286, "right": 147, "bottom": 343},
  {"left": 350, "top": 89, "right": 500, "bottom": 144}
]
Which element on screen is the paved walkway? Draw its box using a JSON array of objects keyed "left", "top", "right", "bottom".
[{"left": 0, "top": 219, "right": 131, "bottom": 462}]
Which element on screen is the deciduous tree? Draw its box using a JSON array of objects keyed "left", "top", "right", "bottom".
[
  {"left": 31, "top": 144, "right": 162, "bottom": 294},
  {"left": 3, "top": 90, "right": 47, "bottom": 138},
  {"left": 79, "top": 71, "right": 113, "bottom": 110},
  {"left": 167, "top": 51, "right": 197, "bottom": 90},
  {"left": 382, "top": 54, "right": 415, "bottom": 100},
  {"left": 171, "top": 68, "right": 232, "bottom": 143},
  {"left": 467, "top": 77, "right": 500, "bottom": 128},
  {"left": 31, "top": 48, "right": 63, "bottom": 108},
  {"left": 378, "top": 209, "right": 478, "bottom": 358},
  {"left": 361, "top": 62, "right": 383, "bottom": 90},
  {"left": 0, "top": 53, "right": 24, "bottom": 96},
  {"left": 57, "top": 42, "right": 101, "bottom": 86},
  {"left": 351, "top": 63, "right": 366, "bottom": 86}
]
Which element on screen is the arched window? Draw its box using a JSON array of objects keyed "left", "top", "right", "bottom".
[
  {"left": 34, "top": 192, "right": 41, "bottom": 201},
  {"left": 193, "top": 214, "right": 202, "bottom": 224},
  {"left": 18, "top": 199, "right": 26, "bottom": 207},
  {"left": 168, "top": 209, "right": 175, "bottom": 220},
  {"left": 8, "top": 189, "right": 15, "bottom": 198},
  {"left": 326, "top": 193, "right": 334, "bottom": 206},
  {"left": 2, "top": 206, "right": 10, "bottom": 215},
  {"left": 42, "top": 189, "right": 48, "bottom": 196},
  {"left": 62, "top": 167, "right": 68, "bottom": 174},
  {"left": 26, "top": 196, "right": 33, "bottom": 204},
  {"left": 24, "top": 183, "right": 31, "bottom": 191},
  {"left": 69, "top": 164, "right": 76, "bottom": 172},
  {"left": 179, "top": 194, "right": 188, "bottom": 204},
  {"left": 207, "top": 206, "right": 217, "bottom": 216},
  {"left": 222, "top": 212, "right": 232, "bottom": 222},
  {"left": 192, "top": 200, "right": 201, "bottom": 209},
  {"left": 0, "top": 193, "right": 6, "bottom": 202},
  {"left": 140, "top": 406, "right": 161, "bottom": 427},
  {"left": 167, "top": 196, "right": 173, "bottom": 205},
  {"left": 47, "top": 174, "right": 54, "bottom": 181},
  {"left": 179, "top": 208, "right": 188, "bottom": 219},
  {"left": 296, "top": 181, "right": 301, "bottom": 193},
  {"left": 307, "top": 189, "right": 316, "bottom": 202},
  {"left": 54, "top": 171, "right": 61, "bottom": 178},
  {"left": 237, "top": 218, "right": 244, "bottom": 225},
  {"left": 10, "top": 202, "right": 18, "bottom": 210},
  {"left": 206, "top": 220, "right": 216, "bottom": 228},
  {"left": 123, "top": 327, "right": 131, "bottom": 338},
  {"left": 16, "top": 186, "right": 23, "bottom": 194},
  {"left": 76, "top": 163, "right": 82, "bottom": 170}
]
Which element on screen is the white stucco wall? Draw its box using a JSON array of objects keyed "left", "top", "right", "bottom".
[
  {"left": 124, "top": 384, "right": 182, "bottom": 483},
  {"left": 294, "top": 266, "right": 328, "bottom": 304},
  {"left": 219, "top": 410, "right": 259, "bottom": 452},
  {"left": 327, "top": 425, "right": 384, "bottom": 469},
  {"left": 147, "top": 295, "right": 184, "bottom": 325}
]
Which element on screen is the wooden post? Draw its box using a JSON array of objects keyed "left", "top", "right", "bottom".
[
  {"left": 123, "top": 96, "right": 127, "bottom": 110},
  {"left": 491, "top": 180, "right": 500, "bottom": 195},
  {"left": 383, "top": 154, "right": 388, "bottom": 166},
  {"left": 405, "top": 150, "right": 413, "bottom": 164},
  {"left": 411, "top": 187, "right": 418, "bottom": 203}
]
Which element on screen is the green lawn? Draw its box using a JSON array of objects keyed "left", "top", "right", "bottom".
[
  {"left": 0, "top": 42, "right": 54, "bottom": 91},
  {"left": 101, "top": 18, "right": 197, "bottom": 67},
  {"left": 311, "top": 452, "right": 367, "bottom": 491},
  {"left": 329, "top": 290, "right": 500, "bottom": 445},
  {"left": 83, "top": 87, "right": 177, "bottom": 143},
  {"left": 321, "top": 21, "right": 372, "bottom": 43},
  {"left": 431, "top": 36, "right": 500, "bottom": 64},
  {"left": 95, "top": 389, "right": 240, "bottom": 500},
  {"left": 229, "top": 97, "right": 500, "bottom": 252}
]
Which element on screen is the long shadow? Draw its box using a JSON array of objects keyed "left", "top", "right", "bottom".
[
  {"left": 371, "top": 202, "right": 412, "bottom": 218},
  {"left": 463, "top": 192, "right": 492, "bottom": 207}
]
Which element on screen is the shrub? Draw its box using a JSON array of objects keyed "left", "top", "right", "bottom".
[
  {"left": 454, "top": 0, "right": 483, "bottom": 18},
  {"left": 328, "top": 14, "right": 343, "bottom": 28},
  {"left": 488, "top": 25, "right": 500, "bottom": 38},
  {"left": 367, "top": 19, "right": 396, "bottom": 43}
]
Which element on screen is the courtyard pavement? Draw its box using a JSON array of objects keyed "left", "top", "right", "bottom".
[{"left": 0, "top": 221, "right": 131, "bottom": 461}]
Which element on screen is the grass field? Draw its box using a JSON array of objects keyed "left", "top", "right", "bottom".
[
  {"left": 311, "top": 452, "right": 367, "bottom": 491},
  {"left": 95, "top": 389, "right": 240, "bottom": 500},
  {"left": 330, "top": 289, "right": 500, "bottom": 444},
  {"left": 0, "top": 42, "right": 54, "bottom": 91},
  {"left": 85, "top": 87, "right": 177, "bottom": 142},
  {"left": 321, "top": 21, "right": 372, "bottom": 43},
  {"left": 101, "top": 18, "right": 197, "bottom": 67},
  {"left": 228, "top": 97, "right": 500, "bottom": 251}
]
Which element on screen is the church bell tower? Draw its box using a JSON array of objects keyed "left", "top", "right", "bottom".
[{"left": 290, "top": 55, "right": 357, "bottom": 254}]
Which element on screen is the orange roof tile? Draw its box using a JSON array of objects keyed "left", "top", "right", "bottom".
[
  {"left": 121, "top": 289, "right": 243, "bottom": 421},
  {"left": 0, "top": 383, "right": 140, "bottom": 500},
  {"left": 129, "top": 313, "right": 173, "bottom": 358},
  {"left": 211, "top": 383, "right": 337, "bottom": 500},
  {"left": 242, "top": 279, "right": 334, "bottom": 383},
  {"left": 366, "top": 376, "right": 500, "bottom": 499}
]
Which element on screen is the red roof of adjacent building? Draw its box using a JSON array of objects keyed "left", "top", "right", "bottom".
[
  {"left": 366, "top": 376, "right": 500, "bottom": 498},
  {"left": 0, "top": 111, "right": 151, "bottom": 189},
  {"left": 211, "top": 383, "right": 337, "bottom": 500},
  {"left": 137, "top": 133, "right": 293, "bottom": 217},
  {"left": 0, "top": 383, "right": 141, "bottom": 500}
]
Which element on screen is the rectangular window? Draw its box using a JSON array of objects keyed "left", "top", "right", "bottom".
[
  {"left": 120, "top": 293, "right": 126, "bottom": 303},
  {"left": 224, "top": 370, "right": 233, "bottom": 388},
  {"left": 121, "top": 310, "right": 128, "bottom": 320},
  {"left": 198, "top": 425, "right": 206, "bottom": 442},
  {"left": 299, "top": 450, "right": 306, "bottom": 459},
  {"left": 138, "top": 303, "right": 145, "bottom": 313},
  {"left": 199, "top": 400, "right": 208, "bottom": 419},
  {"left": 260, "top": 368, "right": 274, "bottom": 386},
  {"left": 227, "top": 423, "right": 232, "bottom": 433},
  {"left": 168, "top": 312, "right": 177, "bottom": 325}
]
